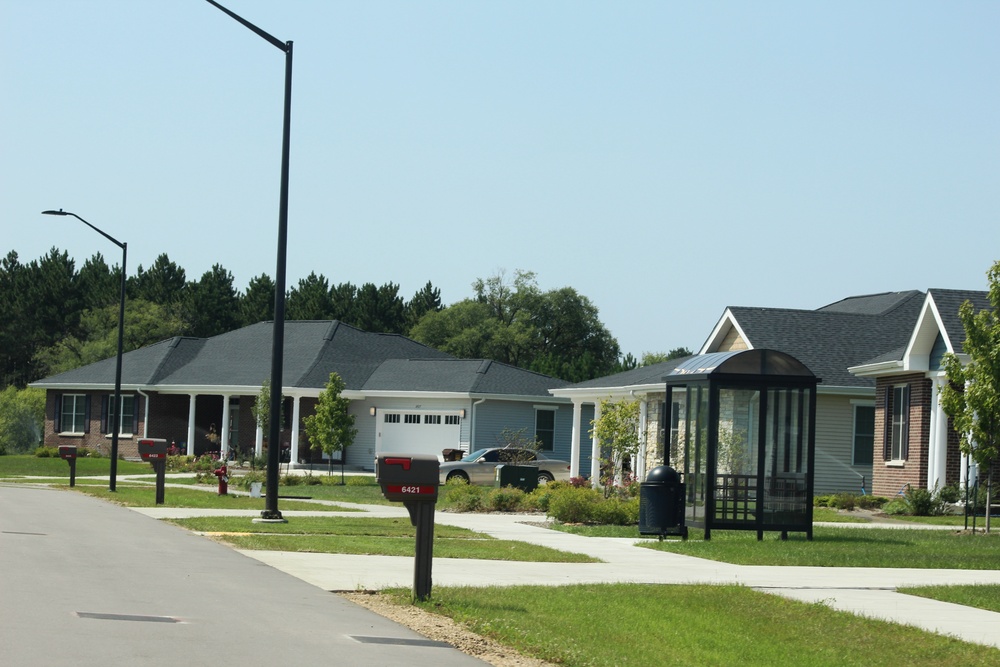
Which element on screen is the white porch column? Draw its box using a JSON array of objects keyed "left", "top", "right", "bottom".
[
  {"left": 637, "top": 398, "right": 648, "bottom": 482},
  {"left": 570, "top": 400, "right": 583, "bottom": 478},
  {"left": 186, "top": 394, "right": 196, "bottom": 456},
  {"left": 255, "top": 425, "right": 264, "bottom": 457},
  {"left": 590, "top": 402, "right": 602, "bottom": 486},
  {"left": 290, "top": 396, "right": 302, "bottom": 465},
  {"left": 928, "top": 378, "right": 949, "bottom": 491},
  {"left": 221, "top": 395, "right": 231, "bottom": 460}
]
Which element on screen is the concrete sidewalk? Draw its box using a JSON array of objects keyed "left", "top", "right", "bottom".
[{"left": 133, "top": 502, "right": 1000, "bottom": 650}]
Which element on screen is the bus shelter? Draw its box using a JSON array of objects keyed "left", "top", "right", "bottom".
[{"left": 663, "top": 349, "right": 819, "bottom": 540}]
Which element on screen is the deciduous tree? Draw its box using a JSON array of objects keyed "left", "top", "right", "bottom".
[{"left": 303, "top": 372, "right": 357, "bottom": 478}]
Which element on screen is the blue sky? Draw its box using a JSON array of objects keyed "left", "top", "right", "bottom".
[{"left": 3, "top": 1, "right": 998, "bottom": 359}]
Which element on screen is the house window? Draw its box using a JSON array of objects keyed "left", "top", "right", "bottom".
[
  {"left": 60, "top": 394, "right": 87, "bottom": 434},
  {"left": 852, "top": 404, "right": 874, "bottom": 466},
  {"left": 535, "top": 409, "right": 555, "bottom": 451},
  {"left": 424, "top": 414, "right": 441, "bottom": 425},
  {"left": 384, "top": 413, "right": 400, "bottom": 424},
  {"left": 445, "top": 415, "right": 460, "bottom": 426},
  {"left": 404, "top": 414, "right": 420, "bottom": 424},
  {"left": 104, "top": 395, "right": 136, "bottom": 436},
  {"left": 890, "top": 385, "right": 910, "bottom": 461}
]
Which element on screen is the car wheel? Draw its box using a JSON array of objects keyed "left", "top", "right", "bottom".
[
  {"left": 447, "top": 470, "right": 469, "bottom": 484},
  {"left": 537, "top": 471, "right": 555, "bottom": 485}
]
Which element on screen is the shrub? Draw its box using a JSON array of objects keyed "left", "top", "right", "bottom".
[
  {"left": 547, "top": 485, "right": 601, "bottom": 523},
  {"left": 832, "top": 493, "right": 856, "bottom": 511},
  {"left": 592, "top": 497, "right": 640, "bottom": 525},
  {"left": 34, "top": 446, "right": 58, "bottom": 458},
  {"left": 235, "top": 471, "right": 265, "bottom": 490},
  {"left": 487, "top": 486, "right": 527, "bottom": 512},
  {"left": 856, "top": 495, "right": 888, "bottom": 510},
  {"left": 904, "top": 485, "right": 946, "bottom": 516},
  {"left": 937, "top": 483, "right": 962, "bottom": 504},
  {"left": 281, "top": 474, "right": 302, "bottom": 486},
  {"left": 443, "top": 482, "right": 486, "bottom": 512},
  {"left": 882, "top": 498, "right": 909, "bottom": 515}
]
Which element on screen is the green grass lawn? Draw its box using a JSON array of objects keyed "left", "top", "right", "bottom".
[
  {"left": 168, "top": 515, "right": 598, "bottom": 562},
  {"left": 385, "top": 583, "right": 1000, "bottom": 667},
  {"left": 643, "top": 525, "right": 1000, "bottom": 569},
  {"left": 67, "top": 484, "right": 351, "bottom": 511},
  {"left": 0, "top": 454, "right": 152, "bottom": 477},
  {"left": 899, "top": 584, "right": 1000, "bottom": 614}
]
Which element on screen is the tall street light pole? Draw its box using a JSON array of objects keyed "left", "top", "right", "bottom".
[
  {"left": 42, "top": 209, "right": 126, "bottom": 492},
  {"left": 204, "top": 0, "right": 292, "bottom": 522}
]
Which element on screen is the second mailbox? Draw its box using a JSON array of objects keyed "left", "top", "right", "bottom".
[
  {"left": 376, "top": 453, "right": 440, "bottom": 503},
  {"left": 137, "top": 438, "right": 168, "bottom": 461}
]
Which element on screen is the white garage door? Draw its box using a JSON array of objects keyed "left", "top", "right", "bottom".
[{"left": 376, "top": 410, "right": 462, "bottom": 460}]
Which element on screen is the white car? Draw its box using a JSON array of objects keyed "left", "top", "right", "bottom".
[{"left": 439, "top": 448, "right": 572, "bottom": 486}]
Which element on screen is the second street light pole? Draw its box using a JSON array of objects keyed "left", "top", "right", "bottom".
[
  {"left": 204, "top": 0, "right": 292, "bottom": 522},
  {"left": 41, "top": 209, "right": 126, "bottom": 492}
]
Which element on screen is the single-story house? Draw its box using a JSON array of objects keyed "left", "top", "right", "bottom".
[
  {"left": 31, "top": 320, "right": 582, "bottom": 470},
  {"left": 553, "top": 291, "right": 930, "bottom": 495},
  {"left": 848, "top": 289, "right": 993, "bottom": 497}
]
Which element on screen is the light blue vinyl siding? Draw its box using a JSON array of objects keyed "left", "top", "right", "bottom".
[{"left": 472, "top": 400, "right": 574, "bottom": 462}]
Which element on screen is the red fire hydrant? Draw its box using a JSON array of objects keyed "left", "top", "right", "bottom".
[{"left": 213, "top": 464, "right": 229, "bottom": 496}]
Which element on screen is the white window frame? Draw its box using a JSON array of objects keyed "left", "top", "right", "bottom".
[
  {"left": 60, "top": 394, "right": 87, "bottom": 434},
  {"left": 107, "top": 394, "right": 136, "bottom": 437}
]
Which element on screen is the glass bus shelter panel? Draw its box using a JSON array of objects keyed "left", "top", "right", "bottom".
[
  {"left": 714, "top": 388, "right": 760, "bottom": 525},
  {"left": 762, "top": 387, "right": 811, "bottom": 525}
]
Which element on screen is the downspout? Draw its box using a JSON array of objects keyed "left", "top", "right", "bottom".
[
  {"left": 470, "top": 398, "right": 486, "bottom": 450},
  {"left": 137, "top": 388, "right": 150, "bottom": 438}
]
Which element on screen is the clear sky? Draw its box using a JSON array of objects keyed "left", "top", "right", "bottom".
[{"left": 3, "top": 1, "right": 998, "bottom": 359}]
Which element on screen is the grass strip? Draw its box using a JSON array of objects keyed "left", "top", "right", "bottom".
[
  {"left": 168, "top": 516, "right": 597, "bottom": 562},
  {"left": 898, "top": 584, "right": 1000, "bottom": 613},
  {"left": 643, "top": 525, "right": 1000, "bottom": 569},
  {"left": 0, "top": 455, "right": 152, "bottom": 477},
  {"left": 68, "top": 484, "right": 347, "bottom": 511},
  {"left": 390, "top": 583, "right": 999, "bottom": 667}
]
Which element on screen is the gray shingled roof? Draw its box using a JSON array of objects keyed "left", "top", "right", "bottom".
[
  {"left": 31, "top": 321, "right": 566, "bottom": 397},
  {"left": 556, "top": 357, "right": 689, "bottom": 390},
  {"left": 928, "top": 289, "right": 991, "bottom": 348},
  {"left": 726, "top": 290, "right": 925, "bottom": 388}
]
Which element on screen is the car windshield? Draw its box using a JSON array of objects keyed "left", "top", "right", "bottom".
[{"left": 460, "top": 449, "right": 490, "bottom": 462}]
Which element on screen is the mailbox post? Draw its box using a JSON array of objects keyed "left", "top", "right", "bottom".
[
  {"left": 138, "top": 438, "right": 168, "bottom": 505},
  {"left": 375, "top": 453, "right": 440, "bottom": 601},
  {"left": 58, "top": 446, "right": 78, "bottom": 487}
]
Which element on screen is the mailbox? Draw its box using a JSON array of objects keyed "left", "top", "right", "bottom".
[
  {"left": 58, "top": 445, "right": 78, "bottom": 460},
  {"left": 137, "top": 438, "right": 168, "bottom": 461},
  {"left": 376, "top": 453, "right": 440, "bottom": 503}
]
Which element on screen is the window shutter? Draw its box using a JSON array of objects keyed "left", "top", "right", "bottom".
[
  {"left": 101, "top": 395, "right": 109, "bottom": 434},
  {"left": 54, "top": 394, "right": 62, "bottom": 433},
  {"left": 901, "top": 385, "right": 910, "bottom": 460},
  {"left": 882, "top": 388, "right": 892, "bottom": 461},
  {"left": 83, "top": 396, "right": 91, "bottom": 434}
]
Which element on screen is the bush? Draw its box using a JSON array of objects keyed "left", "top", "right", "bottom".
[
  {"left": 882, "top": 498, "right": 909, "bottom": 515},
  {"left": 487, "top": 486, "right": 527, "bottom": 512},
  {"left": 235, "top": 471, "right": 265, "bottom": 490},
  {"left": 856, "top": 495, "right": 887, "bottom": 510},
  {"left": 904, "top": 485, "right": 946, "bottom": 516},
  {"left": 443, "top": 481, "right": 486, "bottom": 512},
  {"left": 281, "top": 474, "right": 302, "bottom": 486},
  {"left": 592, "top": 497, "right": 640, "bottom": 525},
  {"left": 937, "top": 483, "right": 962, "bottom": 504},
  {"left": 547, "top": 486, "right": 601, "bottom": 523},
  {"left": 34, "top": 446, "right": 58, "bottom": 458}
]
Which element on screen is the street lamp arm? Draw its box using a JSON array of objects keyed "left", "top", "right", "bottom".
[
  {"left": 203, "top": 0, "right": 289, "bottom": 53},
  {"left": 41, "top": 209, "right": 125, "bottom": 250}
]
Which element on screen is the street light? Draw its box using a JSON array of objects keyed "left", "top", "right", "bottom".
[
  {"left": 42, "top": 209, "right": 126, "bottom": 492},
  {"left": 204, "top": 0, "right": 292, "bottom": 522}
]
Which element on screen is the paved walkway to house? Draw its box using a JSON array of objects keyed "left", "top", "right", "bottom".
[{"left": 130, "top": 499, "right": 1000, "bottom": 651}]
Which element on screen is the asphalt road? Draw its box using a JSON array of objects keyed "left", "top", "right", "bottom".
[{"left": 0, "top": 484, "right": 487, "bottom": 667}]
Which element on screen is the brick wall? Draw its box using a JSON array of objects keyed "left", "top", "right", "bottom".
[
  {"left": 871, "top": 374, "right": 931, "bottom": 497},
  {"left": 43, "top": 390, "right": 146, "bottom": 458}
]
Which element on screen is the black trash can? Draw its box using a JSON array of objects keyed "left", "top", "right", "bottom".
[{"left": 639, "top": 465, "right": 688, "bottom": 539}]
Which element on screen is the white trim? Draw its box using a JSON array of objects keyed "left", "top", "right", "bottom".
[{"left": 699, "top": 308, "right": 753, "bottom": 355}]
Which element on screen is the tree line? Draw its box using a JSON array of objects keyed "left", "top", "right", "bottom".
[{"left": 1, "top": 250, "right": 677, "bottom": 391}]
